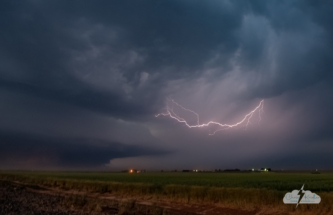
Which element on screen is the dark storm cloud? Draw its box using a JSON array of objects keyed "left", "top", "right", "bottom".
[
  {"left": 241, "top": 0, "right": 333, "bottom": 98},
  {"left": 0, "top": 130, "right": 168, "bottom": 168},
  {"left": 0, "top": 1, "right": 148, "bottom": 120},
  {"left": 0, "top": 0, "right": 248, "bottom": 118},
  {"left": 1, "top": 0, "right": 333, "bottom": 111},
  {"left": 1, "top": 0, "right": 333, "bottom": 169},
  {"left": 0, "top": 76, "right": 147, "bottom": 120},
  {"left": 62, "top": 0, "right": 246, "bottom": 72}
]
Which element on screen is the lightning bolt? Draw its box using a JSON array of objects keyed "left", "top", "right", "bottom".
[
  {"left": 156, "top": 99, "right": 264, "bottom": 135},
  {"left": 296, "top": 184, "right": 305, "bottom": 208}
]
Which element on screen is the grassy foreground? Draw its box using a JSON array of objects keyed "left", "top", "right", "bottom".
[{"left": 1, "top": 171, "right": 333, "bottom": 214}]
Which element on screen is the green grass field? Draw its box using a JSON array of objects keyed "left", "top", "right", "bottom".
[
  {"left": 1, "top": 171, "right": 332, "bottom": 213},
  {"left": 1, "top": 171, "right": 332, "bottom": 191}
]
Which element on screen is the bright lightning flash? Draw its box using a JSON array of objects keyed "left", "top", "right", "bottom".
[{"left": 155, "top": 99, "right": 264, "bottom": 135}]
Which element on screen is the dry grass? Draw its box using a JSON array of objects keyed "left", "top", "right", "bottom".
[
  {"left": 62, "top": 194, "right": 167, "bottom": 215},
  {"left": 1, "top": 172, "right": 332, "bottom": 214}
]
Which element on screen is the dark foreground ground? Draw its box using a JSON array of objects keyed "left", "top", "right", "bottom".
[
  {"left": 0, "top": 180, "right": 112, "bottom": 215},
  {"left": 0, "top": 180, "right": 277, "bottom": 215}
]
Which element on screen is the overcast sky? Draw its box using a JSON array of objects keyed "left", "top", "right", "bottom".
[{"left": 1, "top": 0, "right": 333, "bottom": 170}]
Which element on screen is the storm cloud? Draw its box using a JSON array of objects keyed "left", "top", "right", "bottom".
[
  {"left": 1, "top": 0, "right": 333, "bottom": 169},
  {"left": 0, "top": 130, "right": 168, "bottom": 169}
]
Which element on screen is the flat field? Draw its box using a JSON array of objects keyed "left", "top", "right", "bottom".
[
  {"left": 1, "top": 171, "right": 332, "bottom": 191},
  {"left": 1, "top": 171, "right": 333, "bottom": 214}
]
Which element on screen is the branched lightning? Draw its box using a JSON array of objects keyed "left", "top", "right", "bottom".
[{"left": 156, "top": 99, "right": 264, "bottom": 135}]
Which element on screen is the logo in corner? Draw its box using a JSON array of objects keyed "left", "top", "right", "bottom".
[{"left": 283, "top": 184, "right": 321, "bottom": 207}]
